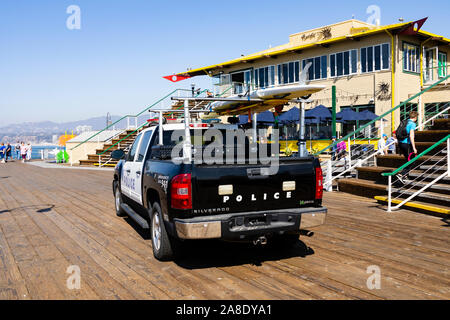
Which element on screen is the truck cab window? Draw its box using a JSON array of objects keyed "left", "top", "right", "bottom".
[
  {"left": 127, "top": 134, "right": 142, "bottom": 161},
  {"left": 136, "top": 130, "right": 153, "bottom": 162}
]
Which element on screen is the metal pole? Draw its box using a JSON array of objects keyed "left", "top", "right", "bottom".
[
  {"left": 418, "top": 95, "right": 423, "bottom": 130},
  {"left": 299, "top": 101, "right": 307, "bottom": 157},
  {"left": 252, "top": 112, "right": 258, "bottom": 143},
  {"left": 332, "top": 85, "right": 337, "bottom": 138},
  {"left": 159, "top": 111, "right": 163, "bottom": 145},
  {"left": 388, "top": 176, "right": 392, "bottom": 212},
  {"left": 309, "top": 126, "right": 312, "bottom": 151},
  {"left": 184, "top": 99, "right": 192, "bottom": 162}
]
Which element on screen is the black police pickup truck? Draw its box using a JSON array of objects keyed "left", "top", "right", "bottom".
[{"left": 112, "top": 123, "right": 327, "bottom": 261}]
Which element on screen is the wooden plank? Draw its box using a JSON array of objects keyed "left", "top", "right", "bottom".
[{"left": 0, "top": 162, "right": 449, "bottom": 300}]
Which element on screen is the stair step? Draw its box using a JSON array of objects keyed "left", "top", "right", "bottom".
[
  {"left": 398, "top": 181, "right": 450, "bottom": 195},
  {"left": 408, "top": 172, "right": 450, "bottom": 184},
  {"left": 356, "top": 166, "right": 392, "bottom": 183},
  {"left": 419, "top": 164, "right": 448, "bottom": 171},
  {"left": 390, "top": 189, "right": 450, "bottom": 207},
  {"left": 376, "top": 154, "right": 444, "bottom": 168},
  {"left": 337, "top": 178, "right": 387, "bottom": 198},
  {"left": 374, "top": 196, "right": 449, "bottom": 216},
  {"left": 415, "top": 141, "right": 447, "bottom": 153},
  {"left": 430, "top": 118, "right": 450, "bottom": 131},
  {"left": 414, "top": 129, "right": 450, "bottom": 142}
]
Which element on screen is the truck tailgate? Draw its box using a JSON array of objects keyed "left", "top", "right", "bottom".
[{"left": 191, "top": 159, "right": 318, "bottom": 215}]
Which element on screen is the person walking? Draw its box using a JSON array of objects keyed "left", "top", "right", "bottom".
[
  {"left": 26, "top": 143, "right": 32, "bottom": 161},
  {"left": 20, "top": 142, "right": 27, "bottom": 163},
  {"left": 396, "top": 111, "right": 418, "bottom": 184},
  {"left": 0, "top": 143, "right": 5, "bottom": 163},
  {"left": 15, "top": 141, "right": 21, "bottom": 160},
  {"left": 5, "top": 143, "right": 12, "bottom": 162}
]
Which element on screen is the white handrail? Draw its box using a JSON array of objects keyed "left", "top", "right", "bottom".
[
  {"left": 418, "top": 105, "right": 450, "bottom": 130},
  {"left": 386, "top": 138, "right": 449, "bottom": 212},
  {"left": 324, "top": 140, "right": 396, "bottom": 188}
]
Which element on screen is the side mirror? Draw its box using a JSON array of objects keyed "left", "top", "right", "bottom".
[{"left": 111, "top": 149, "right": 125, "bottom": 160}]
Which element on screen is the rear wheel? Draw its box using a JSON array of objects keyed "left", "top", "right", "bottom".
[
  {"left": 150, "top": 202, "right": 178, "bottom": 261},
  {"left": 114, "top": 182, "right": 126, "bottom": 217}
]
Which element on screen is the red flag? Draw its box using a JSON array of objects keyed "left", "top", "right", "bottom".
[
  {"left": 400, "top": 18, "right": 428, "bottom": 35},
  {"left": 163, "top": 74, "right": 191, "bottom": 82}
]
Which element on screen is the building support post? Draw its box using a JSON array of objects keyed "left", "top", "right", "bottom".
[
  {"left": 252, "top": 112, "right": 258, "bottom": 143},
  {"left": 418, "top": 95, "right": 424, "bottom": 131},
  {"left": 299, "top": 101, "right": 307, "bottom": 157},
  {"left": 332, "top": 85, "right": 337, "bottom": 138}
]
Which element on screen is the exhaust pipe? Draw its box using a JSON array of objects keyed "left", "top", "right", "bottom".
[{"left": 253, "top": 236, "right": 268, "bottom": 246}]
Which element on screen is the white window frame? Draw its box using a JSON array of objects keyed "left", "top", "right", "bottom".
[
  {"left": 329, "top": 49, "right": 358, "bottom": 78},
  {"left": 301, "top": 55, "right": 328, "bottom": 81},
  {"left": 360, "top": 43, "right": 390, "bottom": 74},
  {"left": 402, "top": 42, "right": 420, "bottom": 74},
  {"left": 277, "top": 61, "right": 300, "bottom": 85},
  {"left": 254, "top": 65, "right": 275, "bottom": 88}
]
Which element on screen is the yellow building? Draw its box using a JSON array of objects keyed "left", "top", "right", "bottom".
[{"left": 176, "top": 19, "right": 449, "bottom": 140}]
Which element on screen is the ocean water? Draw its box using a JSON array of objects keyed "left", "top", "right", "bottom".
[{"left": 9, "top": 145, "right": 64, "bottom": 160}]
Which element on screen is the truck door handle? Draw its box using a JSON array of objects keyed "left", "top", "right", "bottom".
[
  {"left": 126, "top": 169, "right": 131, "bottom": 173},
  {"left": 136, "top": 171, "right": 141, "bottom": 176}
]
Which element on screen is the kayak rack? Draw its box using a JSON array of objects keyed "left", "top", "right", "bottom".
[{"left": 152, "top": 96, "right": 313, "bottom": 161}]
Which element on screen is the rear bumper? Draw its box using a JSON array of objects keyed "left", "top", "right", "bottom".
[{"left": 174, "top": 207, "right": 327, "bottom": 240}]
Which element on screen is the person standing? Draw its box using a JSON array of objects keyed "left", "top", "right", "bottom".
[
  {"left": 15, "top": 141, "right": 21, "bottom": 160},
  {"left": 26, "top": 143, "right": 32, "bottom": 161},
  {"left": 5, "top": 143, "right": 12, "bottom": 162},
  {"left": 396, "top": 111, "right": 418, "bottom": 183},
  {"left": 377, "top": 134, "right": 388, "bottom": 155},
  {"left": 331, "top": 136, "right": 337, "bottom": 160},
  {"left": 0, "top": 143, "right": 5, "bottom": 163},
  {"left": 386, "top": 132, "right": 397, "bottom": 155},
  {"left": 20, "top": 142, "right": 27, "bottom": 163}
]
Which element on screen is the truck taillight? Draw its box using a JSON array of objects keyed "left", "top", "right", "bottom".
[
  {"left": 315, "top": 167, "right": 323, "bottom": 200},
  {"left": 171, "top": 174, "right": 192, "bottom": 210}
]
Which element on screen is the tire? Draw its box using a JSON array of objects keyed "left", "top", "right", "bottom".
[
  {"left": 150, "top": 202, "right": 177, "bottom": 261},
  {"left": 114, "top": 182, "right": 126, "bottom": 217}
]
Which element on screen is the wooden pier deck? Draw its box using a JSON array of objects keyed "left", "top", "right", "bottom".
[{"left": 0, "top": 161, "right": 448, "bottom": 300}]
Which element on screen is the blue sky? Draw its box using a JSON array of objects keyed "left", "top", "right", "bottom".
[{"left": 0, "top": 0, "right": 448, "bottom": 126}]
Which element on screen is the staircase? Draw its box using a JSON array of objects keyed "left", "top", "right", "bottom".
[
  {"left": 79, "top": 125, "right": 151, "bottom": 167},
  {"left": 337, "top": 119, "right": 450, "bottom": 216},
  {"left": 74, "top": 88, "right": 223, "bottom": 167}
]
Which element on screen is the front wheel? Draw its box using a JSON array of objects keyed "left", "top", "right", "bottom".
[
  {"left": 114, "top": 182, "right": 126, "bottom": 217},
  {"left": 150, "top": 202, "right": 178, "bottom": 261}
]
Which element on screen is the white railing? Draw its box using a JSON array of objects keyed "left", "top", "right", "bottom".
[
  {"left": 323, "top": 101, "right": 450, "bottom": 191},
  {"left": 418, "top": 102, "right": 450, "bottom": 131},
  {"left": 385, "top": 137, "right": 449, "bottom": 212},
  {"left": 322, "top": 121, "right": 384, "bottom": 190}
]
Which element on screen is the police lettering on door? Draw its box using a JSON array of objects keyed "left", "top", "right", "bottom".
[{"left": 122, "top": 174, "right": 135, "bottom": 190}]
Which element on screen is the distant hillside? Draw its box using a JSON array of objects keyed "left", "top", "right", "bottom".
[
  {"left": 0, "top": 115, "right": 126, "bottom": 135},
  {"left": 0, "top": 112, "right": 162, "bottom": 144}
]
